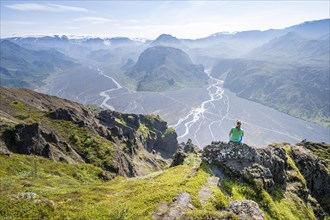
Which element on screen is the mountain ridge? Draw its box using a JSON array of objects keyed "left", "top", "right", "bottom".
[{"left": 0, "top": 86, "right": 178, "bottom": 177}]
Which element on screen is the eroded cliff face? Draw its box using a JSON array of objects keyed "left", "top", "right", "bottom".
[
  {"left": 202, "top": 141, "right": 330, "bottom": 217},
  {"left": 0, "top": 86, "right": 178, "bottom": 177}
]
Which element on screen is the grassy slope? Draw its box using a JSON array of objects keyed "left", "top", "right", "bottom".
[{"left": 0, "top": 151, "right": 318, "bottom": 220}]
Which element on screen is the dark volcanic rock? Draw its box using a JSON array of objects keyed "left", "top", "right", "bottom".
[
  {"left": 202, "top": 141, "right": 287, "bottom": 192},
  {"left": 3, "top": 123, "right": 84, "bottom": 163},
  {"left": 202, "top": 141, "right": 330, "bottom": 216},
  {"left": 183, "top": 138, "right": 197, "bottom": 153},
  {"left": 170, "top": 149, "right": 187, "bottom": 167},
  {"left": 6, "top": 123, "right": 52, "bottom": 156},
  {"left": 291, "top": 145, "right": 330, "bottom": 213}
]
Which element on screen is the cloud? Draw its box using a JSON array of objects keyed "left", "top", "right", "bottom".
[
  {"left": 5, "top": 3, "right": 88, "bottom": 12},
  {"left": 74, "top": 17, "right": 114, "bottom": 24}
]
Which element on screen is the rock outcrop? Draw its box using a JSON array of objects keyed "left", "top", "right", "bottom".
[
  {"left": 203, "top": 141, "right": 287, "bottom": 193},
  {"left": 152, "top": 192, "right": 194, "bottom": 220},
  {"left": 291, "top": 144, "right": 330, "bottom": 213},
  {"left": 227, "top": 200, "right": 264, "bottom": 220},
  {"left": 202, "top": 141, "right": 330, "bottom": 216}
]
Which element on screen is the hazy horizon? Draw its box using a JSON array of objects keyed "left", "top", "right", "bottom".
[{"left": 1, "top": 1, "right": 329, "bottom": 39}]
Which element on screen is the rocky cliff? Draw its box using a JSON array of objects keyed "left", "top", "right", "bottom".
[
  {"left": 0, "top": 86, "right": 178, "bottom": 177},
  {"left": 203, "top": 141, "right": 329, "bottom": 218}
]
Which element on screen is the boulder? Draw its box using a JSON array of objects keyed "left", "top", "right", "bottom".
[
  {"left": 170, "top": 150, "right": 187, "bottom": 167},
  {"left": 227, "top": 200, "right": 264, "bottom": 220}
]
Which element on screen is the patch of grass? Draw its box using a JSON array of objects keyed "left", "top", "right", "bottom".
[
  {"left": 183, "top": 153, "right": 201, "bottom": 167},
  {"left": 183, "top": 209, "right": 238, "bottom": 220},
  {"left": 115, "top": 117, "right": 127, "bottom": 126},
  {"left": 220, "top": 178, "right": 316, "bottom": 220},
  {"left": 86, "top": 104, "right": 102, "bottom": 114},
  {"left": 50, "top": 119, "right": 116, "bottom": 170},
  {"left": 9, "top": 100, "right": 42, "bottom": 123},
  {"left": 283, "top": 146, "right": 307, "bottom": 187},
  {"left": 138, "top": 123, "right": 150, "bottom": 139},
  {"left": 10, "top": 101, "right": 26, "bottom": 111}
]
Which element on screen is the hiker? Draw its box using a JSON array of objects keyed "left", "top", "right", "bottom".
[{"left": 229, "top": 120, "right": 244, "bottom": 143}]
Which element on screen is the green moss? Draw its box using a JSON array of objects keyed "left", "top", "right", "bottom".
[
  {"left": 183, "top": 153, "right": 201, "bottom": 167},
  {"left": 10, "top": 101, "right": 26, "bottom": 111},
  {"left": 51, "top": 119, "right": 116, "bottom": 170},
  {"left": 9, "top": 100, "right": 42, "bottom": 123},
  {"left": 220, "top": 178, "right": 316, "bottom": 220},
  {"left": 115, "top": 117, "right": 127, "bottom": 126},
  {"left": 138, "top": 123, "right": 150, "bottom": 138},
  {"left": 183, "top": 209, "right": 238, "bottom": 220},
  {"left": 284, "top": 146, "right": 307, "bottom": 187}
]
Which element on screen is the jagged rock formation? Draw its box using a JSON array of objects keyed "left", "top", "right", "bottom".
[
  {"left": 0, "top": 86, "right": 178, "bottom": 177},
  {"left": 202, "top": 141, "right": 330, "bottom": 217},
  {"left": 203, "top": 141, "right": 286, "bottom": 193},
  {"left": 292, "top": 143, "right": 330, "bottom": 213}
]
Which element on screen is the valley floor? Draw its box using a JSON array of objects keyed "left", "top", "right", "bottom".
[{"left": 36, "top": 65, "right": 330, "bottom": 148}]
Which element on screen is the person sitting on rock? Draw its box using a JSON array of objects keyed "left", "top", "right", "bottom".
[{"left": 229, "top": 120, "right": 244, "bottom": 143}]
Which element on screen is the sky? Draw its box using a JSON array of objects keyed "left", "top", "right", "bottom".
[{"left": 1, "top": 1, "right": 329, "bottom": 39}]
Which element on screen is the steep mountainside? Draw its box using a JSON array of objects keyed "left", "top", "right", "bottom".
[
  {"left": 0, "top": 40, "right": 76, "bottom": 88},
  {"left": 126, "top": 46, "right": 208, "bottom": 91},
  {"left": 211, "top": 32, "right": 329, "bottom": 126},
  {"left": 247, "top": 32, "right": 329, "bottom": 63},
  {"left": 0, "top": 86, "right": 178, "bottom": 177}
]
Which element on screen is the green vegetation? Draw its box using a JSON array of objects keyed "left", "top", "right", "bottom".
[
  {"left": 1, "top": 40, "right": 75, "bottom": 89},
  {"left": 0, "top": 149, "right": 321, "bottom": 220},
  {"left": 9, "top": 100, "right": 42, "bottom": 123},
  {"left": 138, "top": 123, "right": 150, "bottom": 139},
  {"left": 283, "top": 146, "right": 307, "bottom": 187},
  {"left": 0, "top": 153, "right": 210, "bottom": 219},
  {"left": 220, "top": 179, "right": 316, "bottom": 220},
  {"left": 212, "top": 58, "right": 330, "bottom": 126},
  {"left": 50, "top": 119, "right": 116, "bottom": 170},
  {"left": 127, "top": 46, "right": 208, "bottom": 92},
  {"left": 86, "top": 104, "right": 103, "bottom": 114}
]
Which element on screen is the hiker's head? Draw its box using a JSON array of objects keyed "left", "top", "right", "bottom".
[{"left": 236, "top": 120, "right": 242, "bottom": 127}]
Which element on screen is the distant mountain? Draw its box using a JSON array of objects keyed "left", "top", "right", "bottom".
[
  {"left": 246, "top": 32, "right": 330, "bottom": 63},
  {"left": 0, "top": 40, "right": 76, "bottom": 88},
  {"left": 211, "top": 58, "right": 329, "bottom": 125},
  {"left": 209, "top": 18, "right": 330, "bottom": 126},
  {"left": 151, "top": 34, "right": 183, "bottom": 46},
  {"left": 126, "top": 46, "right": 208, "bottom": 91},
  {"left": 284, "top": 19, "right": 330, "bottom": 39},
  {"left": 184, "top": 18, "right": 330, "bottom": 61}
]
